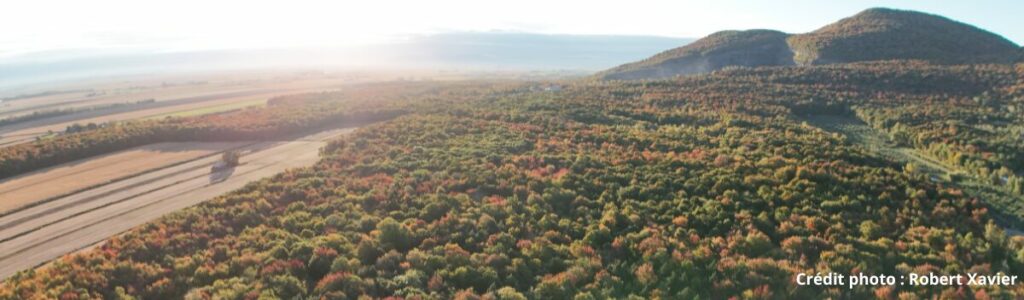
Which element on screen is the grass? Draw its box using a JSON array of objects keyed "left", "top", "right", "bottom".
[
  {"left": 803, "top": 114, "right": 1024, "bottom": 230},
  {"left": 33, "top": 132, "right": 59, "bottom": 142},
  {"left": 145, "top": 98, "right": 266, "bottom": 120}
]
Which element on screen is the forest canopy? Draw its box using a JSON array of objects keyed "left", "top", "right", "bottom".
[{"left": 2, "top": 62, "right": 1024, "bottom": 299}]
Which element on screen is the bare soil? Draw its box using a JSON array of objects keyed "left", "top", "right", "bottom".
[{"left": 0, "top": 142, "right": 245, "bottom": 214}]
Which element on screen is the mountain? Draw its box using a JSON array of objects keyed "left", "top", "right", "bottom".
[
  {"left": 599, "top": 8, "right": 1020, "bottom": 80},
  {"left": 597, "top": 30, "right": 793, "bottom": 80},
  {"left": 787, "top": 8, "right": 1020, "bottom": 65}
]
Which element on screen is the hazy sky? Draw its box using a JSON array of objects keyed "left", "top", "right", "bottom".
[{"left": 2, "top": 0, "right": 1021, "bottom": 61}]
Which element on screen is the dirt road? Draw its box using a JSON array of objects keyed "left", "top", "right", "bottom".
[{"left": 0, "top": 127, "right": 356, "bottom": 280}]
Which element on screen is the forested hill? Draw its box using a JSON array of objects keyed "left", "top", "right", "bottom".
[
  {"left": 787, "top": 8, "right": 1020, "bottom": 65},
  {"left": 599, "top": 8, "right": 1020, "bottom": 80},
  {"left": 597, "top": 30, "right": 794, "bottom": 80},
  {"left": 4, "top": 62, "right": 1024, "bottom": 298}
]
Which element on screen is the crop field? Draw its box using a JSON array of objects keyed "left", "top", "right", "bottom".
[
  {"left": 0, "top": 69, "right": 468, "bottom": 150},
  {"left": 0, "top": 127, "right": 358, "bottom": 280},
  {"left": 0, "top": 93, "right": 240, "bottom": 146},
  {"left": 0, "top": 141, "right": 246, "bottom": 214},
  {"left": 144, "top": 97, "right": 267, "bottom": 119},
  {"left": 1, "top": 89, "right": 308, "bottom": 147}
]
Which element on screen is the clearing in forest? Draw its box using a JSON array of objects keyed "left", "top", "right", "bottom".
[{"left": 803, "top": 114, "right": 1024, "bottom": 229}]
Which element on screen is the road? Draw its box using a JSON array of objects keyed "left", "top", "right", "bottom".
[{"left": 0, "top": 127, "right": 356, "bottom": 280}]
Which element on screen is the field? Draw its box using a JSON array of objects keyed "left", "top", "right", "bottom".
[
  {"left": 0, "top": 70, "right": 487, "bottom": 148},
  {"left": 0, "top": 69, "right": 471, "bottom": 121},
  {"left": 0, "top": 141, "right": 245, "bottom": 214},
  {"left": 0, "top": 71, "right": 411, "bottom": 281},
  {"left": 0, "top": 82, "right": 259, "bottom": 120},
  {"left": 0, "top": 127, "right": 358, "bottom": 280},
  {"left": 143, "top": 97, "right": 267, "bottom": 119},
  {"left": 1, "top": 90, "right": 290, "bottom": 147}
]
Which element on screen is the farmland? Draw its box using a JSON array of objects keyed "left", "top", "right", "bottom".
[
  {"left": 0, "top": 141, "right": 245, "bottom": 214},
  {"left": 0, "top": 71, "right": 419, "bottom": 282},
  {"left": 0, "top": 127, "right": 359, "bottom": 280},
  {"left": 1, "top": 86, "right": 324, "bottom": 147},
  {"left": 144, "top": 98, "right": 267, "bottom": 119},
  {"left": 0, "top": 90, "right": 289, "bottom": 147}
]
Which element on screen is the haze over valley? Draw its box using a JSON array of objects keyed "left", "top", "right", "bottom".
[{"left": 1, "top": 32, "right": 691, "bottom": 91}]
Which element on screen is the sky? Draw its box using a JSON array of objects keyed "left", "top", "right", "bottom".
[{"left": 1, "top": 0, "right": 1021, "bottom": 62}]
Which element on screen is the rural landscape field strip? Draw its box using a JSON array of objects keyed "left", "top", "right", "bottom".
[
  {"left": 0, "top": 91, "right": 98, "bottom": 120},
  {"left": 0, "top": 89, "right": 290, "bottom": 147},
  {"left": 0, "top": 142, "right": 247, "bottom": 214},
  {"left": 0, "top": 143, "right": 257, "bottom": 241},
  {"left": 0, "top": 135, "right": 319, "bottom": 239},
  {"left": 0, "top": 127, "right": 357, "bottom": 280},
  {"left": 0, "top": 142, "right": 285, "bottom": 253},
  {"left": 0, "top": 89, "right": 282, "bottom": 134},
  {"left": 142, "top": 97, "right": 267, "bottom": 119}
]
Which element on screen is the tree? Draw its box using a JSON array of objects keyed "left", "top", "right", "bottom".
[{"left": 377, "top": 218, "right": 414, "bottom": 252}]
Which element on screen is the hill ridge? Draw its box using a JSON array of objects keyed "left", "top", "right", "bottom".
[{"left": 599, "top": 7, "right": 1020, "bottom": 80}]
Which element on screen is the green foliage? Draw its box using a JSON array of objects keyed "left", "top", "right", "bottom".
[{"left": 377, "top": 217, "right": 414, "bottom": 252}]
